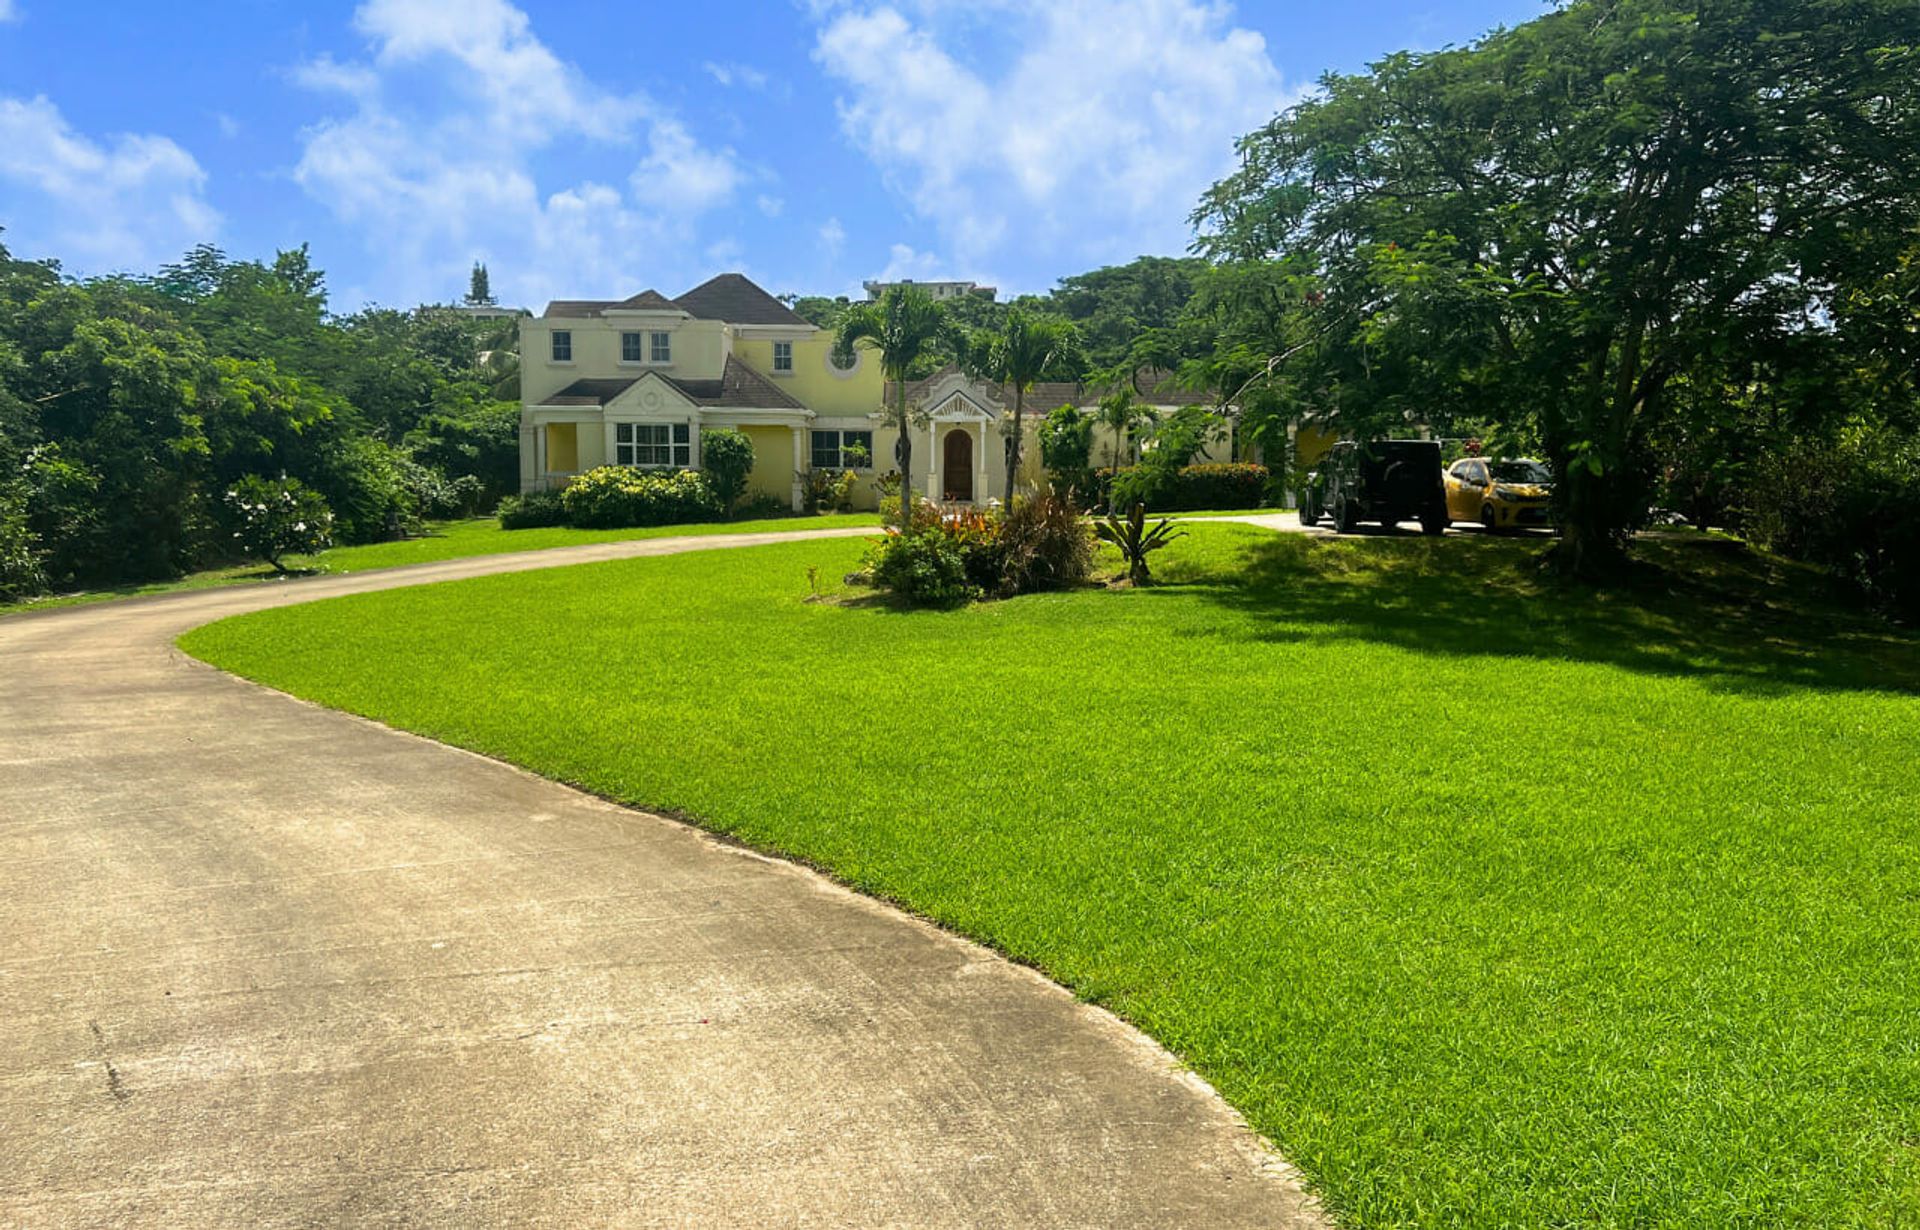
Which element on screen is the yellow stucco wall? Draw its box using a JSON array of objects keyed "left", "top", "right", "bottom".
[
  {"left": 731, "top": 333, "right": 884, "bottom": 417},
  {"left": 741, "top": 426, "right": 797, "bottom": 502},
  {"left": 520, "top": 317, "right": 730, "bottom": 404},
  {"left": 544, "top": 422, "right": 578, "bottom": 473}
]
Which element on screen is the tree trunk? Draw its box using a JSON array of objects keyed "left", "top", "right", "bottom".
[
  {"left": 1004, "top": 386, "right": 1025, "bottom": 508},
  {"left": 895, "top": 381, "right": 913, "bottom": 531}
]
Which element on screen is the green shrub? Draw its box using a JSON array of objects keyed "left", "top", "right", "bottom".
[
  {"left": 700, "top": 427, "right": 755, "bottom": 514},
  {"left": 226, "top": 475, "right": 333, "bottom": 571},
  {"left": 0, "top": 477, "right": 46, "bottom": 601},
  {"left": 496, "top": 489, "right": 567, "bottom": 530},
  {"left": 1096, "top": 462, "right": 1271, "bottom": 512},
  {"left": 561, "top": 466, "right": 721, "bottom": 529},
  {"left": 1174, "top": 463, "right": 1270, "bottom": 509},
  {"left": 863, "top": 526, "right": 980, "bottom": 607},
  {"left": 1740, "top": 424, "right": 1920, "bottom": 617},
  {"left": 803, "top": 467, "right": 860, "bottom": 513}
]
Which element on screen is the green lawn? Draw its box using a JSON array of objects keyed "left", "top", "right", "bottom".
[
  {"left": 0, "top": 512, "right": 879, "bottom": 616},
  {"left": 179, "top": 526, "right": 1920, "bottom": 1227}
]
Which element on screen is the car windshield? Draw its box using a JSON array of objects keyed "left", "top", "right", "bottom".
[{"left": 1490, "top": 461, "right": 1551, "bottom": 484}]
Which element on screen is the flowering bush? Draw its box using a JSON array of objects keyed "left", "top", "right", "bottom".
[
  {"left": 559, "top": 466, "right": 720, "bottom": 528},
  {"left": 226, "top": 475, "right": 333, "bottom": 572}
]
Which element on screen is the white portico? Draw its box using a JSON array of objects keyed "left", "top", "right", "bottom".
[{"left": 914, "top": 369, "right": 1000, "bottom": 505}]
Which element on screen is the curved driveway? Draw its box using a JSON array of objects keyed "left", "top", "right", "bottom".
[{"left": 0, "top": 529, "right": 1324, "bottom": 1228}]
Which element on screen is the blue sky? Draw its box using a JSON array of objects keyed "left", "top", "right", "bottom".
[{"left": 0, "top": 0, "right": 1545, "bottom": 311}]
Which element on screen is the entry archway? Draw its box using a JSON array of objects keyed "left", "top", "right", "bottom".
[{"left": 942, "top": 428, "right": 974, "bottom": 502}]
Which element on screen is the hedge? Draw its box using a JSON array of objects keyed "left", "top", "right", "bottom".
[
  {"left": 1094, "top": 462, "right": 1271, "bottom": 512},
  {"left": 559, "top": 466, "right": 721, "bottom": 529}
]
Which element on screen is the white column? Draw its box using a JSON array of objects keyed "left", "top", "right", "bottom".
[
  {"left": 976, "top": 420, "right": 990, "bottom": 505},
  {"left": 790, "top": 426, "right": 806, "bottom": 512},
  {"left": 926, "top": 423, "right": 940, "bottom": 503}
]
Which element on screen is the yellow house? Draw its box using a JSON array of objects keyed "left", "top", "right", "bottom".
[{"left": 519, "top": 272, "right": 1306, "bottom": 510}]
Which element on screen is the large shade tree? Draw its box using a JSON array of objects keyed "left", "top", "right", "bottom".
[
  {"left": 832, "top": 286, "right": 966, "bottom": 528},
  {"left": 966, "top": 307, "right": 1082, "bottom": 505},
  {"left": 1195, "top": 0, "right": 1920, "bottom": 573}
]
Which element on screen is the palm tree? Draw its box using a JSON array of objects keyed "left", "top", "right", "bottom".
[
  {"left": 833, "top": 287, "right": 966, "bottom": 530},
  {"left": 967, "top": 307, "right": 1080, "bottom": 507},
  {"left": 1094, "top": 386, "right": 1156, "bottom": 474}
]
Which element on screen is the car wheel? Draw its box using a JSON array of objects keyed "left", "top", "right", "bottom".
[
  {"left": 1298, "top": 490, "right": 1318, "bottom": 526},
  {"left": 1481, "top": 503, "right": 1500, "bottom": 534},
  {"left": 1335, "top": 496, "right": 1360, "bottom": 533}
]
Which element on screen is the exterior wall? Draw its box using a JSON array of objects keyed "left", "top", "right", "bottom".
[
  {"left": 544, "top": 423, "right": 578, "bottom": 474},
  {"left": 731, "top": 332, "right": 884, "bottom": 417},
  {"left": 741, "top": 426, "right": 799, "bottom": 504},
  {"left": 519, "top": 314, "right": 729, "bottom": 404}
]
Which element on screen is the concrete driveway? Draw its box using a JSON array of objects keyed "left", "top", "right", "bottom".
[{"left": 0, "top": 528, "right": 1324, "bottom": 1228}]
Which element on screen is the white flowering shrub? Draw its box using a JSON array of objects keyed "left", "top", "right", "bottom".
[{"left": 225, "top": 475, "right": 333, "bottom": 572}]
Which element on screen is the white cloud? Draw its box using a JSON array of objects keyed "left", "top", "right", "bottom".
[
  {"left": 0, "top": 1, "right": 19, "bottom": 23},
  {"left": 757, "top": 194, "right": 784, "bottom": 218},
  {"left": 292, "top": 0, "right": 745, "bottom": 306},
  {"left": 0, "top": 94, "right": 219, "bottom": 270},
  {"left": 811, "top": 0, "right": 1290, "bottom": 281},
  {"left": 702, "top": 60, "right": 770, "bottom": 91},
  {"left": 819, "top": 216, "right": 847, "bottom": 257}
]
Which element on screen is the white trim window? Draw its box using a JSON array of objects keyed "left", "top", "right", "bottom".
[
  {"left": 811, "top": 429, "right": 874, "bottom": 470},
  {"left": 551, "top": 330, "right": 572, "bottom": 362},
  {"left": 617, "top": 422, "right": 691, "bottom": 468},
  {"left": 621, "top": 332, "right": 644, "bottom": 363},
  {"left": 772, "top": 341, "right": 793, "bottom": 372},
  {"left": 649, "top": 331, "right": 672, "bottom": 363}
]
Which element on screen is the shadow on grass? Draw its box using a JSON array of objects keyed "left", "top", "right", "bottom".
[{"left": 1160, "top": 532, "right": 1920, "bottom": 697}]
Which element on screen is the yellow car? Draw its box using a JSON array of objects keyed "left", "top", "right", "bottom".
[{"left": 1444, "top": 457, "right": 1555, "bottom": 531}]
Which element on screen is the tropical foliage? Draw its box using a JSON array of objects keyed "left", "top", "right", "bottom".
[{"left": 0, "top": 237, "right": 522, "bottom": 598}]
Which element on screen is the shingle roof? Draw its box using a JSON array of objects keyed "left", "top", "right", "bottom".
[
  {"left": 535, "top": 360, "right": 803, "bottom": 411},
  {"left": 542, "top": 289, "right": 683, "bottom": 318},
  {"left": 662, "top": 356, "right": 806, "bottom": 410},
  {"left": 674, "top": 273, "right": 808, "bottom": 326},
  {"left": 538, "top": 378, "right": 640, "bottom": 406}
]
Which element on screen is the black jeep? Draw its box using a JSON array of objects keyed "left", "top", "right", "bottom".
[{"left": 1298, "top": 440, "right": 1449, "bottom": 536}]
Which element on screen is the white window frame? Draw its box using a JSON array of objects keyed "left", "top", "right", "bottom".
[
  {"left": 649, "top": 331, "right": 672, "bottom": 364},
  {"left": 551, "top": 330, "right": 572, "bottom": 362},
  {"left": 772, "top": 341, "right": 794, "bottom": 373},
  {"left": 621, "top": 332, "right": 644, "bottom": 363},
  {"left": 616, "top": 422, "right": 692, "bottom": 468},
  {"left": 810, "top": 429, "right": 874, "bottom": 470}
]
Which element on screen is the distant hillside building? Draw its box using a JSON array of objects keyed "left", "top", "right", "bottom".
[{"left": 862, "top": 278, "right": 996, "bottom": 303}]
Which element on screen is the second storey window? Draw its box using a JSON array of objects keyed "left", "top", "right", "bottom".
[
  {"left": 551, "top": 330, "right": 572, "bottom": 362},
  {"left": 621, "top": 332, "right": 643, "bottom": 362},
  {"left": 773, "top": 341, "right": 793, "bottom": 372},
  {"left": 616, "top": 422, "right": 691, "bottom": 468},
  {"left": 650, "top": 331, "right": 672, "bottom": 363},
  {"left": 811, "top": 429, "right": 874, "bottom": 470}
]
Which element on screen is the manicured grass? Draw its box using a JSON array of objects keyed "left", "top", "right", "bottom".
[
  {"left": 180, "top": 526, "right": 1920, "bottom": 1226},
  {"left": 0, "top": 512, "right": 879, "bottom": 616}
]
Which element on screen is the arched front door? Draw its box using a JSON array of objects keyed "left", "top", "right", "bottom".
[{"left": 943, "top": 428, "right": 974, "bottom": 502}]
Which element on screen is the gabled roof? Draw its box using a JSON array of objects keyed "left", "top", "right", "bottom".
[
  {"left": 661, "top": 355, "right": 805, "bottom": 410},
  {"left": 674, "top": 273, "right": 808, "bottom": 326},
  {"left": 616, "top": 289, "right": 680, "bottom": 311},
  {"left": 888, "top": 364, "right": 1086, "bottom": 417},
  {"left": 538, "top": 377, "right": 639, "bottom": 406},
  {"left": 535, "top": 358, "right": 803, "bottom": 412}
]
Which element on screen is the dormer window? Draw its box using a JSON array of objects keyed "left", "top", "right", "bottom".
[
  {"left": 621, "top": 332, "right": 643, "bottom": 362},
  {"left": 650, "top": 331, "right": 671, "bottom": 363},
  {"left": 773, "top": 341, "right": 793, "bottom": 372},
  {"left": 551, "top": 331, "right": 572, "bottom": 362}
]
